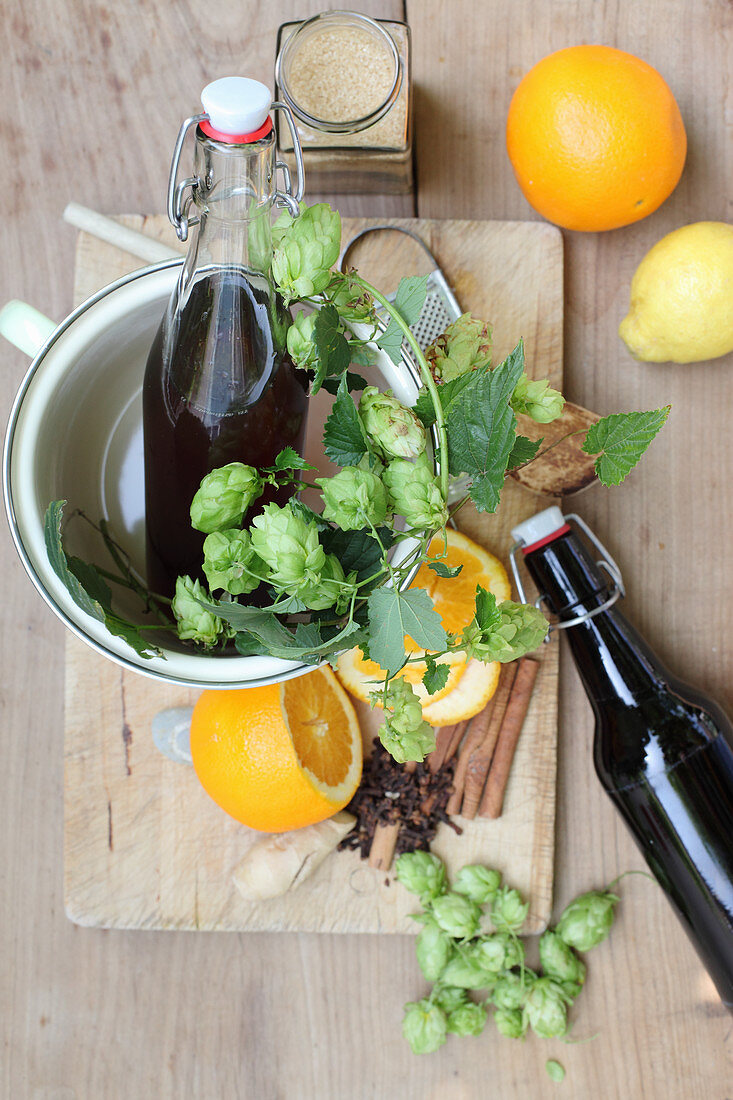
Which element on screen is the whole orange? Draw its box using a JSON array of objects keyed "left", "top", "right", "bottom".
[
  {"left": 190, "top": 666, "right": 362, "bottom": 832},
  {"left": 506, "top": 45, "right": 686, "bottom": 232}
]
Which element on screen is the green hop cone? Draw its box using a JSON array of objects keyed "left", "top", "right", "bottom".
[
  {"left": 523, "top": 977, "right": 571, "bottom": 1039},
  {"left": 472, "top": 931, "right": 525, "bottom": 974},
  {"left": 271, "top": 202, "right": 341, "bottom": 302},
  {"left": 424, "top": 312, "right": 492, "bottom": 383},
  {"left": 494, "top": 1007, "right": 527, "bottom": 1040},
  {"left": 538, "top": 930, "right": 587, "bottom": 989},
  {"left": 316, "top": 466, "right": 389, "bottom": 531},
  {"left": 376, "top": 678, "right": 436, "bottom": 764},
  {"left": 202, "top": 529, "right": 266, "bottom": 596},
  {"left": 433, "top": 986, "right": 468, "bottom": 1015},
  {"left": 556, "top": 889, "right": 619, "bottom": 952},
  {"left": 172, "top": 576, "right": 225, "bottom": 648},
  {"left": 415, "top": 920, "right": 454, "bottom": 983},
  {"left": 382, "top": 452, "right": 448, "bottom": 532},
  {"left": 286, "top": 310, "right": 317, "bottom": 370},
  {"left": 453, "top": 865, "right": 502, "bottom": 905},
  {"left": 511, "top": 373, "right": 565, "bottom": 424},
  {"left": 402, "top": 999, "right": 448, "bottom": 1055},
  {"left": 430, "top": 893, "right": 481, "bottom": 940},
  {"left": 297, "top": 553, "right": 352, "bottom": 613},
  {"left": 492, "top": 971, "right": 531, "bottom": 1012},
  {"left": 446, "top": 1001, "right": 487, "bottom": 1037},
  {"left": 190, "top": 463, "right": 263, "bottom": 534},
  {"left": 395, "top": 850, "right": 446, "bottom": 903},
  {"left": 250, "top": 503, "right": 331, "bottom": 605},
  {"left": 327, "top": 271, "right": 377, "bottom": 324},
  {"left": 439, "top": 954, "right": 491, "bottom": 991},
  {"left": 359, "top": 386, "right": 427, "bottom": 460},
  {"left": 491, "top": 886, "right": 529, "bottom": 932},
  {"left": 462, "top": 592, "right": 549, "bottom": 664}
]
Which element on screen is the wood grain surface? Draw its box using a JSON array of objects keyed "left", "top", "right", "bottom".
[
  {"left": 64, "top": 214, "right": 561, "bottom": 935},
  {"left": 2, "top": 2, "right": 732, "bottom": 1097}
]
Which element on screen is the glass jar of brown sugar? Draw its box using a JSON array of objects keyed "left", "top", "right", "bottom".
[{"left": 274, "top": 10, "right": 413, "bottom": 194}]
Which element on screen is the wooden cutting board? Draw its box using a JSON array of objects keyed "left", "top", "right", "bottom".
[{"left": 64, "top": 215, "right": 562, "bottom": 934}]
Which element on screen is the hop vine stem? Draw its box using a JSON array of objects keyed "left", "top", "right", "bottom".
[{"left": 352, "top": 275, "right": 450, "bottom": 502}]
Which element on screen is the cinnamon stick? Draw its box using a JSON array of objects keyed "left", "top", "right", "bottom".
[
  {"left": 367, "top": 760, "right": 416, "bottom": 870},
  {"left": 446, "top": 712, "right": 491, "bottom": 815},
  {"left": 427, "top": 721, "right": 467, "bottom": 773},
  {"left": 479, "top": 658, "right": 540, "bottom": 819},
  {"left": 461, "top": 663, "right": 519, "bottom": 819}
]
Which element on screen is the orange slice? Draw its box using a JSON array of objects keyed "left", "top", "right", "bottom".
[{"left": 422, "top": 659, "right": 501, "bottom": 726}]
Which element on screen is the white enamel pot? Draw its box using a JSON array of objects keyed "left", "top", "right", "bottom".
[{"left": 2, "top": 260, "right": 423, "bottom": 689}]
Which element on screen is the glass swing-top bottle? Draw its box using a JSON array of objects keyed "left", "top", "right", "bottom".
[{"left": 143, "top": 78, "right": 309, "bottom": 599}]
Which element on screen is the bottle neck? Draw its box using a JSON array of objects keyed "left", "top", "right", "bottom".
[
  {"left": 523, "top": 530, "right": 666, "bottom": 705},
  {"left": 181, "top": 129, "right": 277, "bottom": 289}
]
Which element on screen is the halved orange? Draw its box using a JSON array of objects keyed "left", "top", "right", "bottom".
[{"left": 190, "top": 666, "right": 362, "bottom": 833}]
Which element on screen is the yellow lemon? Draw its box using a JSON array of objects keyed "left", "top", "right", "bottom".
[{"left": 619, "top": 222, "right": 733, "bottom": 363}]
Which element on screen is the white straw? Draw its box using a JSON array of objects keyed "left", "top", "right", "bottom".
[{"left": 63, "top": 203, "right": 182, "bottom": 263}]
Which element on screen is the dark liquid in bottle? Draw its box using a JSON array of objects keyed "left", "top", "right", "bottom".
[
  {"left": 595, "top": 687, "right": 733, "bottom": 1007},
  {"left": 143, "top": 267, "right": 308, "bottom": 598}
]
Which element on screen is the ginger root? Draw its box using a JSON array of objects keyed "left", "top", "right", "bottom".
[{"left": 232, "top": 812, "right": 356, "bottom": 901}]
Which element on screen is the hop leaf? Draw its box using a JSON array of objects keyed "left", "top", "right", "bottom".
[
  {"left": 538, "top": 930, "right": 587, "bottom": 988},
  {"left": 359, "top": 386, "right": 427, "bottom": 460},
  {"left": 511, "top": 374, "right": 565, "bottom": 423},
  {"left": 582, "top": 407, "right": 670, "bottom": 487},
  {"left": 190, "top": 463, "right": 263, "bottom": 534},
  {"left": 382, "top": 452, "right": 448, "bottom": 532},
  {"left": 424, "top": 312, "right": 492, "bottom": 382},
  {"left": 394, "top": 851, "right": 447, "bottom": 904},
  {"left": 402, "top": 1000, "right": 448, "bottom": 1055},
  {"left": 202, "top": 529, "right": 265, "bottom": 596},
  {"left": 556, "top": 889, "right": 619, "bottom": 952},
  {"left": 317, "top": 466, "right": 388, "bottom": 531},
  {"left": 376, "top": 678, "right": 436, "bottom": 763},
  {"left": 172, "top": 576, "right": 226, "bottom": 648}
]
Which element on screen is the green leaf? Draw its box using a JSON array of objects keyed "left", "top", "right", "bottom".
[
  {"left": 376, "top": 319, "right": 404, "bottom": 365},
  {"left": 288, "top": 498, "right": 331, "bottom": 532},
  {"left": 367, "top": 586, "right": 447, "bottom": 676},
  {"left": 423, "top": 655, "right": 450, "bottom": 696},
  {"left": 323, "top": 375, "right": 369, "bottom": 467},
  {"left": 427, "top": 559, "right": 463, "bottom": 579},
  {"left": 445, "top": 342, "right": 526, "bottom": 512},
  {"left": 44, "top": 502, "right": 104, "bottom": 622},
  {"left": 507, "top": 435, "right": 542, "bottom": 469},
  {"left": 44, "top": 502, "right": 160, "bottom": 659},
  {"left": 270, "top": 447, "right": 316, "bottom": 472},
  {"left": 321, "top": 525, "right": 392, "bottom": 583},
  {"left": 475, "top": 586, "right": 502, "bottom": 632},
  {"left": 413, "top": 371, "right": 483, "bottom": 428},
  {"left": 582, "top": 407, "right": 670, "bottom": 486},
  {"left": 66, "top": 556, "right": 113, "bottom": 611},
  {"left": 312, "top": 304, "right": 351, "bottom": 394},
  {"left": 321, "top": 371, "right": 368, "bottom": 395},
  {"left": 394, "top": 275, "right": 428, "bottom": 326},
  {"left": 546, "top": 1060, "right": 566, "bottom": 1083}
]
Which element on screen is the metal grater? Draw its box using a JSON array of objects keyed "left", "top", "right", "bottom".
[
  {"left": 340, "top": 224, "right": 468, "bottom": 500},
  {"left": 339, "top": 224, "right": 462, "bottom": 353}
]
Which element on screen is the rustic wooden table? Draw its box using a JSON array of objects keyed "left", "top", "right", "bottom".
[{"left": 2, "top": 2, "right": 732, "bottom": 1096}]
